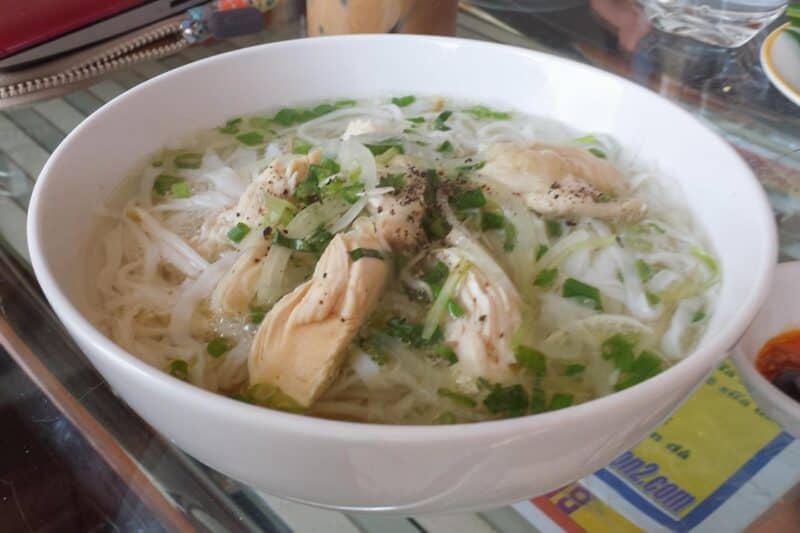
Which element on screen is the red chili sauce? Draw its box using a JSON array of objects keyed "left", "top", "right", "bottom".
[{"left": 756, "top": 329, "right": 800, "bottom": 381}]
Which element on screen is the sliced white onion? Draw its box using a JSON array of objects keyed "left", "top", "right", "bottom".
[
  {"left": 255, "top": 245, "right": 293, "bottom": 306},
  {"left": 339, "top": 140, "right": 377, "bottom": 190},
  {"left": 328, "top": 198, "right": 367, "bottom": 234}
]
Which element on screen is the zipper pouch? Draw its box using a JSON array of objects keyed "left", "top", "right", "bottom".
[{"left": 0, "top": 1, "right": 276, "bottom": 110}]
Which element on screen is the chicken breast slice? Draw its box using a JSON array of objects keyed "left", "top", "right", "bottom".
[
  {"left": 342, "top": 118, "right": 383, "bottom": 140},
  {"left": 193, "top": 150, "right": 321, "bottom": 258},
  {"left": 480, "top": 142, "right": 646, "bottom": 222},
  {"left": 248, "top": 222, "right": 390, "bottom": 407},
  {"left": 438, "top": 249, "right": 523, "bottom": 387},
  {"left": 210, "top": 239, "right": 269, "bottom": 318},
  {"left": 367, "top": 168, "right": 427, "bottom": 253}
]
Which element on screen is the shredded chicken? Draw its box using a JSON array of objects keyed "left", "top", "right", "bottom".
[
  {"left": 193, "top": 150, "right": 321, "bottom": 258},
  {"left": 480, "top": 142, "right": 646, "bottom": 222},
  {"left": 248, "top": 221, "right": 390, "bottom": 406},
  {"left": 210, "top": 239, "right": 269, "bottom": 317},
  {"left": 438, "top": 250, "right": 522, "bottom": 387},
  {"left": 367, "top": 167, "right": 427, "bottom": 253}
]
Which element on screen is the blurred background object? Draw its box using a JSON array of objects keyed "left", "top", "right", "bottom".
[
  {"left": 637, "top": 0, "right": 788, "bottom": 47},
  {"left": 306, "top": 0, "right": 459, "bottom": 36}
]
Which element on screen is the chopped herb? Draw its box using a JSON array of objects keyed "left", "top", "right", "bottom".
[
  {"left": 649, "top": 222, "right": 666, "bottom": 234},
  {"left": 562, "top": 278, "right": 603, "bottom": 310},
  {"left": 422, "top": 260, "right": 449, "bottom": 298},
  {"left": 206, "top": 337, "right": 231, "bottom": 358},
  {"left": 435, "top": 411, "right": 456, "bottom": 424},
  {"left": 218, "top": 117, "right": 242, "bottom": 134},
  {"left": 515, "top": 345, "right": 547, "bottom": 376},
  {"left": 503, "top": 220, "right": 517, "bottom": 252},
  {"left": 153, "top": 174, "right": 182, "bottom": 196},
  {"left": 601, "top": 333, "right": 637, "bottom": 372},
  {"left": 349, "top": 248, "right": 384, "bottom": 261},
  {"left": 273, "top": 227, "right": 333, "bottom": 254},
  {"left": 432, "top": 110, "right": 452, "bottom": 131},
  {"left": 548, "top": 393, "right": 574, "bottom": 411},
  {"left": 273, "top": 108, "right": 299, "bottom": 126},
  {"left": 456, "top": 160, "right": 485, "bottom": 172},
  {"left": 360, "top": 329, "right": 391, "bottom": 365},
  {"left": 450, "top": 188, "right": 487, "bottom": 209},
  {"left": 574, "top": 134, "right": 597, "bottom": 144},
  {"left": 465, "top": 105, "right": 511, "bottom": 120},
  {"left": 249, "top": 306, "right": 267, "bottom": 325},
  {"left": 236, "top": 132, "right": 264, "bottom": 146},
  {"left": 247, "top": 384, "right": 305, "bottom": 413},
  {"left": 615, "top": 351, "right": 663, "bottom": 391},
  {"left": 588, "top": 147, "right": 607, "bottom": 159},
  {"left": 227, "top": 222, "right": 251, "bottom": 243},
  {"left": 383, "top": 317, "right": 440, "bottom": 347},
  {"left": 545, "top": 219, "right": 562, "bottom": 239},
  {"left": 311, "top": 103, "right": 335, "bottom": 116},
  {"left": 530, "top": 387, "right": 547, "bottom": 414},
  {"left": 635, "top": 259, "right": 652, "bottom": 282},
  {"left": 292, "top": 138, "right": 312, "bottom": 154},
  {"left": 365, "top": 141, "right": 405, "bottom": 156},
  {"left": 434, "top": 344, "right": 458, "bottom": 365},
  {"left": 646, "top": 292, "right": 661, "bottom": 306},
  {"left": 438, "top": 388, "right": 476, "bottom": 407},
  {"left": 322, "top": 178, "right": 363, "bottom": 204},
  {"left": 379, "top": 173, "right": 405, "bottom": 189},
  {"left": 375, "top": 147, "right": 401, "bottom": 165},
  {"left": 484, "top": 384, "right": 529, "bottom": 417},
  {"left": 564, "top": 364, "right": 585, "bottom": 376},
  {"left": 423, "top": 212, "right": 449, "bottom": 240},
  {"left": 447, "top": 299, "right": 464, "bottom": 318},
  {"left": 534, "top": 268, "right": 558, "bottom": 289},
  {"left": 407, "top": 117, "right": 425, "bottom": 124},
  {"left": 170, "top": 181, "right": 192, "bottom": 199},
  {"left": 692, "top": 309, "right": 706, "bottom": 323},
  {"left": 481, "top": 211, "right": 505, "bottom": 231},
  {"left": 476, "top": 377, "right": 492, "bottom": 391},
  {"left": 436, "top": 140, "right": 453, "bottom": 153},
  {"left": 335, "top": 99, "right": 356, "bottom": 108},
  {"left": 391, "top": 95, "right": 416, "bottom": 107},
  {"left": 536, "top": 244, "right": 549, "bottom": 261},
  {"left": 168, "top": 360, "right": 189, "bottom": 381},
  {"left": 174, "top": 152, "right": 203, "bottom": 169}
]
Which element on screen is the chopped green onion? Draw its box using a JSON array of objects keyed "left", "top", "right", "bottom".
[
  {"left": 379, "top": 173, "right": 405, "bottom": 189},
  {"left": 481, "top": 211, "right": 505, "bottom": 231},
  {"left": 548, "top": 393, "right": 574, "bottom": 411},
  {"left": 335, "top": 99, "right": 357, "bottom": 108},
  {"left": 536, "top": 244, "right": 549, "bottom": 261},
  {"left": 601, "top": 333, "right": 636, "bottom": 372},
  {"left": 218, "top": 117, "right": 242, "bottom": 134},
  {"left": 407, "top": 117, "right": 425, "bottom": 124},
  {"left": 292, "top": 138, "right": 312, "bottom": 154},
  {"left": 293, "top": 178, "right": 320, "bottom": 202},
  {"left": 383, "top": 317, "right": 441, "bottom": 347},
  {"left": 273, "top": 108, "right": 299, "bottom": 126},
  {"left": 249, "top": 306, "right": 267, "bottom": 325},
  {"left": 391, "top": 95, "right": 416, "bottom": 107},
  {"left": 174, "top": 152, "right": 203, "bottom": 169},
  {"left": 349, "top": 248, "right": 384, "bottom": 261},
  {"left": 236, "top": 132, "right": 264, "bottom": 146},
  {"left": 530, "top": 387, "right": 546, "bottom": 414},
  {"left": 534, "top": 268, "right": 558, "bottom": 289},
  {"left": 503, "top": 220, "right": 517, "bottom": 252},
  {"left": 360, "top": 329, "right": 391, "bottom": 365},
  {"left": 564, "top": 364, "right": 585, "bottom": 376},
  {"left": 206, "top": 337, "right": 232, "bottom": 358},
  {"left": 422, "top": 261, "right": 449, "bottom": 288},
  {"left": 588, "top": 147, "right": 606, "bottom": 159},
  {"left": 545, "top": 219, "right": 563, "bottom": 239},
  {"left": 436, "top": 140, "right": 453, "bottom": 153},
  {"left": 646, "top": 292, "right": 661, "bottom": 305},
  {"left": 249, "top": 117, "right": 272, "bottom": 130},
  {"left": 169, "top": 360, "right": 189, "bottom": 381},
  {"left": 432, "top": 110, "right": 452, "bottom": 131},
  {"left": 153, "top": 174, "right": 182, "bottom": 196},
  {"left": 311, "top": 103, "right": 335, "bottom": 117},
  {"left": 614, "top": 351, "right": 663, "bottom": 391},
  {"left": 635, "top": 259, "right": 652, "bottom": 282},
  {"left": 423, "top": 212, "right": 450, "bottom": 240},
  {"left": 170, "top": 181, "right": 192, "bottom": 199},
  {"left": 365, "top": 141, "right": 405, "bottom": 156},
  {"left": 273, "top": 228, "right": 333, "bottom": 254},
  {"left": 692, "top": 309, "right": 706, "bottom": 323},
  {"left": 447, "top": 299, "right": 464, "bottom": 318},
  {"left": 484, "top": 384, "right": 529, "bottom": 416},
  {"left": 438, "top": 388, "right": 476, "bottom": 407},
  {"left": 263, "top": 194, "right": 297, "bottom": 227},
  {"left": 465, "top": 105, "right": 511, "bottom": 120},
  {"left": 515, "top": 345, "right": 546, "bottom": 376},
  {"left": 450, "top": 188, "right": 487, "bottom": 209},
  {"left": 690, "top": 247, "right": 720, "bottom": 287},
  {"left": 423, "top": 260, "right": 470, "bottom": 339},
  {"left": 433, "top": 344, "right": 458, "bottom": 365},
  {"left": 562, "top": 278, "right": 603, "bottom": 310},
  {"left": 456, "top": 161, "right": 485, "bottom": 172},
  {"left": 227, "top": 222, "right": 251, "bottom": 243}
]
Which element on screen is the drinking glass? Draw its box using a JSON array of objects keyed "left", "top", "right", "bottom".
[{"left": 637, "top": 0, "right": 788, "bottom": 47}]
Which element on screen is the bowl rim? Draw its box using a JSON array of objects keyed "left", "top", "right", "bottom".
[
  {"left": 732, "top": 261, "right": 800, "bottom": 419},
  {"left": 27, "top": 33, "right": 778, "bottom": 440}
]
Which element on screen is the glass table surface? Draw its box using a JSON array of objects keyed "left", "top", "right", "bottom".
[{"left": 1, "top": 2, "right": 799, "bottom": 531}]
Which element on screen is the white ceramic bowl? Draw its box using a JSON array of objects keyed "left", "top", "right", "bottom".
[
  {"left": 732, "top": 262, "right": 800, "bottom": 438},
  {"left": 27, "top": 35, "right": 776, "bottom": 514}
]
